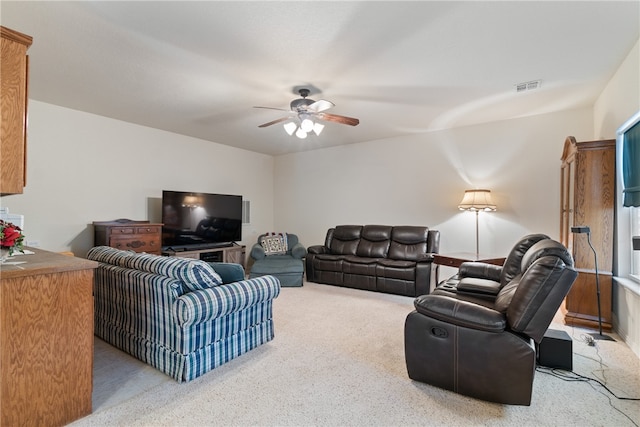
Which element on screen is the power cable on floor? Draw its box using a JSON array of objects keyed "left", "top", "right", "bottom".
[{"left": 536, "top": 365, "right": 640, "bottom": 426}]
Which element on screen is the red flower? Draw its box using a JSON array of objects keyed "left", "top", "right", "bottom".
[
  {"left": 0, "top": 220, "right": 25, "bottom": 255},
  {"left": 1, "top": 226, "right": 20, "bottom": 247}
]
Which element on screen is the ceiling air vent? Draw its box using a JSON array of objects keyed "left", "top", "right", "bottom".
[{"left": 515, "top": 79, "right": 542, "bottom": 93}]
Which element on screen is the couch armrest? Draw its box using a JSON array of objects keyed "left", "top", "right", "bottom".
[
  {"left": 458, "top": 262, "right": 502, "bottom": 281},
  {"left": 250, "top": 243, "right": 266, "bottom": 260},
  {"left": 414, "top": 294, "right": 506, "bottom": 332},
  {"left": 175, "top": 275, "right": 281, "bottom": 326},
  {"left": 457, "top": 277, "right": 501, "bottom": 296},
  {"left": 416, "top": 253, "right": 436, "bottom": 263},
  {"left": 307, "top": 245, "right": 327, "bottom": 255},
  {"left": 290, "top": 242, "right": 307, "bottom": 259}
]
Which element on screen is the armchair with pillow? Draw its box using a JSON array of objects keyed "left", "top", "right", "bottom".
[{"left": 249, "top": 232, "right": 307, "bottom": 287}]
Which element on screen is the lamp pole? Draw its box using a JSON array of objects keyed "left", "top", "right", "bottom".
[
  {"left": 571, "top": 226, "right": 615, "bottom": 342},
  {"left": 475, "top": 210, "right": 480, "bottom": 258}
]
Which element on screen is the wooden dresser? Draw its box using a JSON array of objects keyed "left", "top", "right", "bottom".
[
  {"left": 560, "top": 136, "right": 616, "bottom": 331},
  {"left": 93, "top": 219, "right": 162, "bottom": 254},
  {"left": 0, "top": 248, "right": 98, "bottom": 426}
]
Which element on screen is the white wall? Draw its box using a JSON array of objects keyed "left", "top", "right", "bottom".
[
  {"left": 0, "top": 100, "right": 275, "bottom": 256},
  {"left": 594, "top": 39, "right": 639, "bottom": 139},
  {"left": 594, "top": 38, "right": 640, "bottom": 357},
  {"left": 274, "top": 108, "right": 593, "bottom": 270}
]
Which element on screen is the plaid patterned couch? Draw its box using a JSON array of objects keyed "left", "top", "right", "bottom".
[{"left": 87, "top": 246, "right": 281, "bottom": 382}]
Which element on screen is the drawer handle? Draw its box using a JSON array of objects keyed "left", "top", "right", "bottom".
[{"left": 127, "top": 241, "right": 145, "bottom": 249}]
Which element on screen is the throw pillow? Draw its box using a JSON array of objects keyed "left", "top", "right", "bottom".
[
  {"left": 260, "top": 233, "right": 288, "bottom": 256},
  {"left": 208, "top": 262, "right": 245, "bottom": 284}
]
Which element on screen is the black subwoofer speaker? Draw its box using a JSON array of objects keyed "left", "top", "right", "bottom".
[{"left": 538, "top": 329, "right": 573, "bottom": 371}]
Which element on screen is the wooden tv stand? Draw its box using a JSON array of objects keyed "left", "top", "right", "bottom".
[{"left": 163, "top": 243, "right": 246, "bottom": 268}]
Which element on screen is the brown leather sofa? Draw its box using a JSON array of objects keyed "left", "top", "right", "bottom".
[
  {"left": 404, "top": 237, "right": 577, "bottom": 405},
  {"left": 306, "top": 225, "right": 440, "bottom": 297}
]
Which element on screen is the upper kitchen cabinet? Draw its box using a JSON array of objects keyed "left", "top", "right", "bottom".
[{"left": 1, "top": 26, "right": 32, "bottom": 195}]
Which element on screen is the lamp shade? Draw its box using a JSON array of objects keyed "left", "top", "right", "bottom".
[{"left": 458, "top": 189, "right": 497, "bottom": 211}]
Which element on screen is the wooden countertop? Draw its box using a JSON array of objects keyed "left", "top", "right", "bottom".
[{"left": 0, "top": 247, "right": 98, "bottom": 279}]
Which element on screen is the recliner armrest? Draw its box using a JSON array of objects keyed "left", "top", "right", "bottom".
[
  {"left": 416, "top": 253, "right": 435, "bottom": 263},
  {"left": 414, "top": 295, "right": 506, "bottom": 332},
  {"left": 307, "top": 245, "right": 328, "bottom": 255},
  {"left": 457, "top": 277, "right": 502, "bottom": 296},
  {"left": 459, "top": 262, "right": 502, "bottom": 281}
]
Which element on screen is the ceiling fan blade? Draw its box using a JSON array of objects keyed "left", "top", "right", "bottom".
[
  {"left": 318, "top": 112, "right": 360, "bottom": 126},
  {"left": 307, "top": 99, "right": 334, "bottom": 113},
  {"left": 258, "top": 117, "right": 290, "bottom": 128},
  {"left": 253, "top": 106, "right": 291, "bottom": 112}
]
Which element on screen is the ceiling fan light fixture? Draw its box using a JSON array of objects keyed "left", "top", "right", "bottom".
[
  {"left": 283, "top": 122, "right": 297, "bottom": 136},
  {"left": 313, "top": 122, "right": 325, "bottom": 136},
  {"left": 295, "top": 128, "right": 307, "bottom": 139},
  {"left": 300, "top": 116, "right": 314, "bottom": 133},
  {"left": 255, "top": 85, "right": 360, "bottom": 137}
]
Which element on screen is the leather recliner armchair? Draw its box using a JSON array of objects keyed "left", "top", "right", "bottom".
[
  {"left": 404, "top": 238, "right": 577, "bottom": 405},
  {"left": 434, "top": 233, "right": 550, "bottom": 305}
]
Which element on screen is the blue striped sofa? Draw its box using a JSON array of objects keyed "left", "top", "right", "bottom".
[{"left": 87, "top": 246, "right": 281, "bottom": 382}]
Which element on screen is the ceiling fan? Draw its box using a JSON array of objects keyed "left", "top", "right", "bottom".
[{"left": 254, "top": 88, "right": 359, "bottom": 139}]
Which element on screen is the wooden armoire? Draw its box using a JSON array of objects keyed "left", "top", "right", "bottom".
[{"left": 560, "top": 136, "right": 616, "bottom": 331}]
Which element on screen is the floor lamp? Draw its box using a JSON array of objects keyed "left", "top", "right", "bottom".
[
  {"left": 458, "top": 189, "right": 497, "bottom": 258},
  {"left": 571, "top": 226, "right": 615, "bottom": 342}
]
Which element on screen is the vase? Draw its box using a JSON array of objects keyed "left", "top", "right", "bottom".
[{"left": 0, "top": 248, "right": 10, "bottom": 263}]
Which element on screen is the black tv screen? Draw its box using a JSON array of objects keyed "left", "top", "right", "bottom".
[{"left": 161, "top": 190, "right": 242, "bottom": 250}]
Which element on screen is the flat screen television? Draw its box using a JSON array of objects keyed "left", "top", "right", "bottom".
[{"left": 161, "top": 190, "right": 242, "bottom": 250}]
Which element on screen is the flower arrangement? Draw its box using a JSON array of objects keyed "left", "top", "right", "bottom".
[{"left": 0, "top": 219, "right": 25, "bottom": 256}]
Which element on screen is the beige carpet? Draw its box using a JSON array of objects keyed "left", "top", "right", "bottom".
[{"left": 70, "top": 282, "right": 639, "bottom": 426}]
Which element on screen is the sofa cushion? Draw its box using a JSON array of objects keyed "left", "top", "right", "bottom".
[
  {"left": 343, "top": 255, "right": 380, "bottom": 275},
  {"left": 343, "top": 255, "right": 380, "bottom": 264},
  {"left": 376, "top": 258, "right": 416, "bottom": 280},
  {"left": 329, "top": 225, "right": 362, "bottom": 255},
  {"left": 356, "top": 225, "right": 392, "bottom": 258},
  {"left": 388, "top": 226, "right": 429, "bottom": 261},
  {"left": 251, "top": 255, "right": 304, "bottom": 274}
]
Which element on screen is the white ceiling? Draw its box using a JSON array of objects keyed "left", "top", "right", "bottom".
[{"left": 1, "top": 1, "right": 638, "bottom": 156}]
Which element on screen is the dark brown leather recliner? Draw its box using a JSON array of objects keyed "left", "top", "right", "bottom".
[
  {"left": 404, "top": 238, "right": 577, "bottom": 405},
  {"left": 434, "top": 233, "right": 550, "bottom": 305}
]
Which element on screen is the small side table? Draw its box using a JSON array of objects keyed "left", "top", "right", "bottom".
[{"left": 433, "top": 252, "right": 506, "bottom": 285}]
